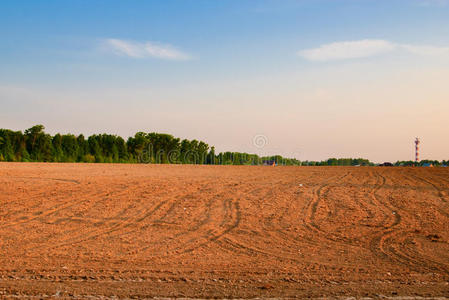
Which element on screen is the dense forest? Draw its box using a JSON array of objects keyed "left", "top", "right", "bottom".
[
  {"left": 1, "top": 125, "right": 447, "bottom": 166},
  {"left": 0, "top": 125, "right": 302, "bottom": 165}
]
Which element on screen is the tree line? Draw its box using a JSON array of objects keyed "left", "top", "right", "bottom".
[
  {"left": 393, "top": 160, "right": 449, "bottom": 167},
  {"left": 0, "top": 125, "right": 304, "bottom": 165},
  {"left": 3, "top": 125, "right": 445, "bottom": 166},
  {"left": 301, "top": 158, "right": 374, "bottom": 166}
]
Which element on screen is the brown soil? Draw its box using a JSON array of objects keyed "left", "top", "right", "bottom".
[{"left": 1, "top": 163, "right": 449, "bottom": 298}]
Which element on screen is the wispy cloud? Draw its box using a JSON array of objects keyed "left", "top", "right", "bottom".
[
  {"left": 400, "top": 44, "right": 449, "bottom": 56},
  {"left": 104, "top": 38, "right": 191, "bottom": 60},
  {"left": 299, "top": 39, "right": 395, "bottom": 62},
  {"left": 298, "top": 39, "right": 449, "bottom": 62}
]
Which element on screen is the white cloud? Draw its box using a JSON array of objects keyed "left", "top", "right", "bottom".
[
  {"left": 104, "top": 38, "right": 191, "bottom": 60},
  {"left": 400, "top": 44, "right": 449, "bottom": 56},
  {"left": 298, "top": 39, "right": 395, "bottom": 62},
  {"left": 298, "top": 39, "right": 449, "bottom": 62}
]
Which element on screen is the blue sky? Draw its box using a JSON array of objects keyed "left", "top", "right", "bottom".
[{"left": 1, "top": 0, "right": 449, "bottom": 162}]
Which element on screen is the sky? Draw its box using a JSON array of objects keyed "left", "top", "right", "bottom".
[{"left": 1, "top": 0, "right": 449, "bottom": 162}]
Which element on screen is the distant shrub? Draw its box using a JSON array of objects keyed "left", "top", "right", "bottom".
[{"left": 83, "top": 154, "right": 95, "bottom": 163}]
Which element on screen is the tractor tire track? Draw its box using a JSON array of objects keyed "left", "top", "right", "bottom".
[
  {"left": 25, "top": 198, "right": 172, "bottom": 254},
  {"left": 302, "top": 171, "right": 364, "bottom": 247},
  {"left": 365, "top": 170, "right": 448, "bottom": 274},
  {"left": 368, "top": 171, "right": 409, "bottom": 270}
]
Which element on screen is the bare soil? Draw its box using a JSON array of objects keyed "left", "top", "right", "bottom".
[{"left": 1, "top": 163, "right": 449, "bottom": 298}]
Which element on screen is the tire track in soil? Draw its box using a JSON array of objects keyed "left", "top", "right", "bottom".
[
  {"left": 100, "top": 189, "right": 205, "bottom": 244},
  {"left": 407, "top": 171, "right": 449, "bottom": 217},
  {"left": 27, "top": 184, "right": 212, "bottom": 254},
  {"left": 302, "top": 171, "right": 364, "bottom": 248},
  {"left": 213, "top": 182, "right": 301, "bottom": 259},
  {"left": 213, "top": 237, "right": 303, "bottom": 263},
  {"left": 430, "top": 171, "right": 449, "bottom": 185},
  {"left": 213, "top": 202, "right": 312, "bottom": 262},
  {"left": 6, "top": 176, "right": 81, "bottom": 185},
  {"left": 366, "top": 170, "right": 449, "bottom": 274},
  {"left": 133, "top": 196, "right": 241, "bottom": 257},
  {"left": 322, "top": 169, "right": 388, "bottom": 245},
  {"left": 260, "top": 180, "right": 319, "bottom": 257},
  {"left": 0, "top": 197, "right": 81, "bottom": 230},
  {"left": 177, "top": 199, "right": 241, "bottom": 255},
  {"left": 386, "top": 170, "right": 449, "bottom": 273},
  {"left": 213, "top": 175, "right": 333, "bottom": 261},
  {"left": 260, "top": 173, "right": 354, "bottom": 258},
  {"left": 1, "top": 187, "right": 118, "bottom": 251},
  {"left": 0, "top": 177, "right": 81, "bottom": 229},
  {"left": 15, "top": 188, "right": 134, "bottom": 247},
  {"left": 124, "top": 194, "right": 217, "bottom": 256},
  {"left": 94, "top": 184, "right": 234, "bottom": 257},
  {"left": 212, "top": 204, "right": 295, "bottom": 260},
  {"left": 363, "top": 169, "right": 395, "bottom": 227},
  {"left": 382, "top": 229, "right": 449, "bottom": 275},
  {"left": 24, "top": 197, "right": 173, "bottom": 254},
  {"left": 368, "top": 170, "right": 407, "bottom": 269},
  {"left": 298, "top": 172, "right": 342, "bottom": 243},
  {"left": 392, "top": 170, "right": 449, "bottom": 274},
  {"left": 123, "top": 185, "right": 242, "bottom": 257}
]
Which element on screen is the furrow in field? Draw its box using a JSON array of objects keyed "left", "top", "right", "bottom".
[
  {"left": 367, "top": 170, "right": 411, "bottom": 271},
  {"left": 302, "top": 171, "right": 367, "bottom": 248}
]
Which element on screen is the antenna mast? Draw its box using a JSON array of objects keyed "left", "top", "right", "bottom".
[{"left": 415, "top": 138, "right": 420, "bottom": 164}]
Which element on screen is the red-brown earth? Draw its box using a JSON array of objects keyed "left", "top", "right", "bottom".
[{"left": 0, "top": 163, "right": 448, "bottom": 298}]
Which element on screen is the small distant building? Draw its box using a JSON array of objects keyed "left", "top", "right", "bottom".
[
  {"left": 379, "top": 162, "right": 393, "bottom": 167},
  {"left": 422, "top": 163, "right": 433, "bottom": 167},
  {"left": 263, "top": 160, "right": 276, "bottom": 166}
]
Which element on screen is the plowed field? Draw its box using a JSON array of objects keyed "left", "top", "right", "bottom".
[{"left": 1, "top": 163, "right": 448, "bottom": 298}]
